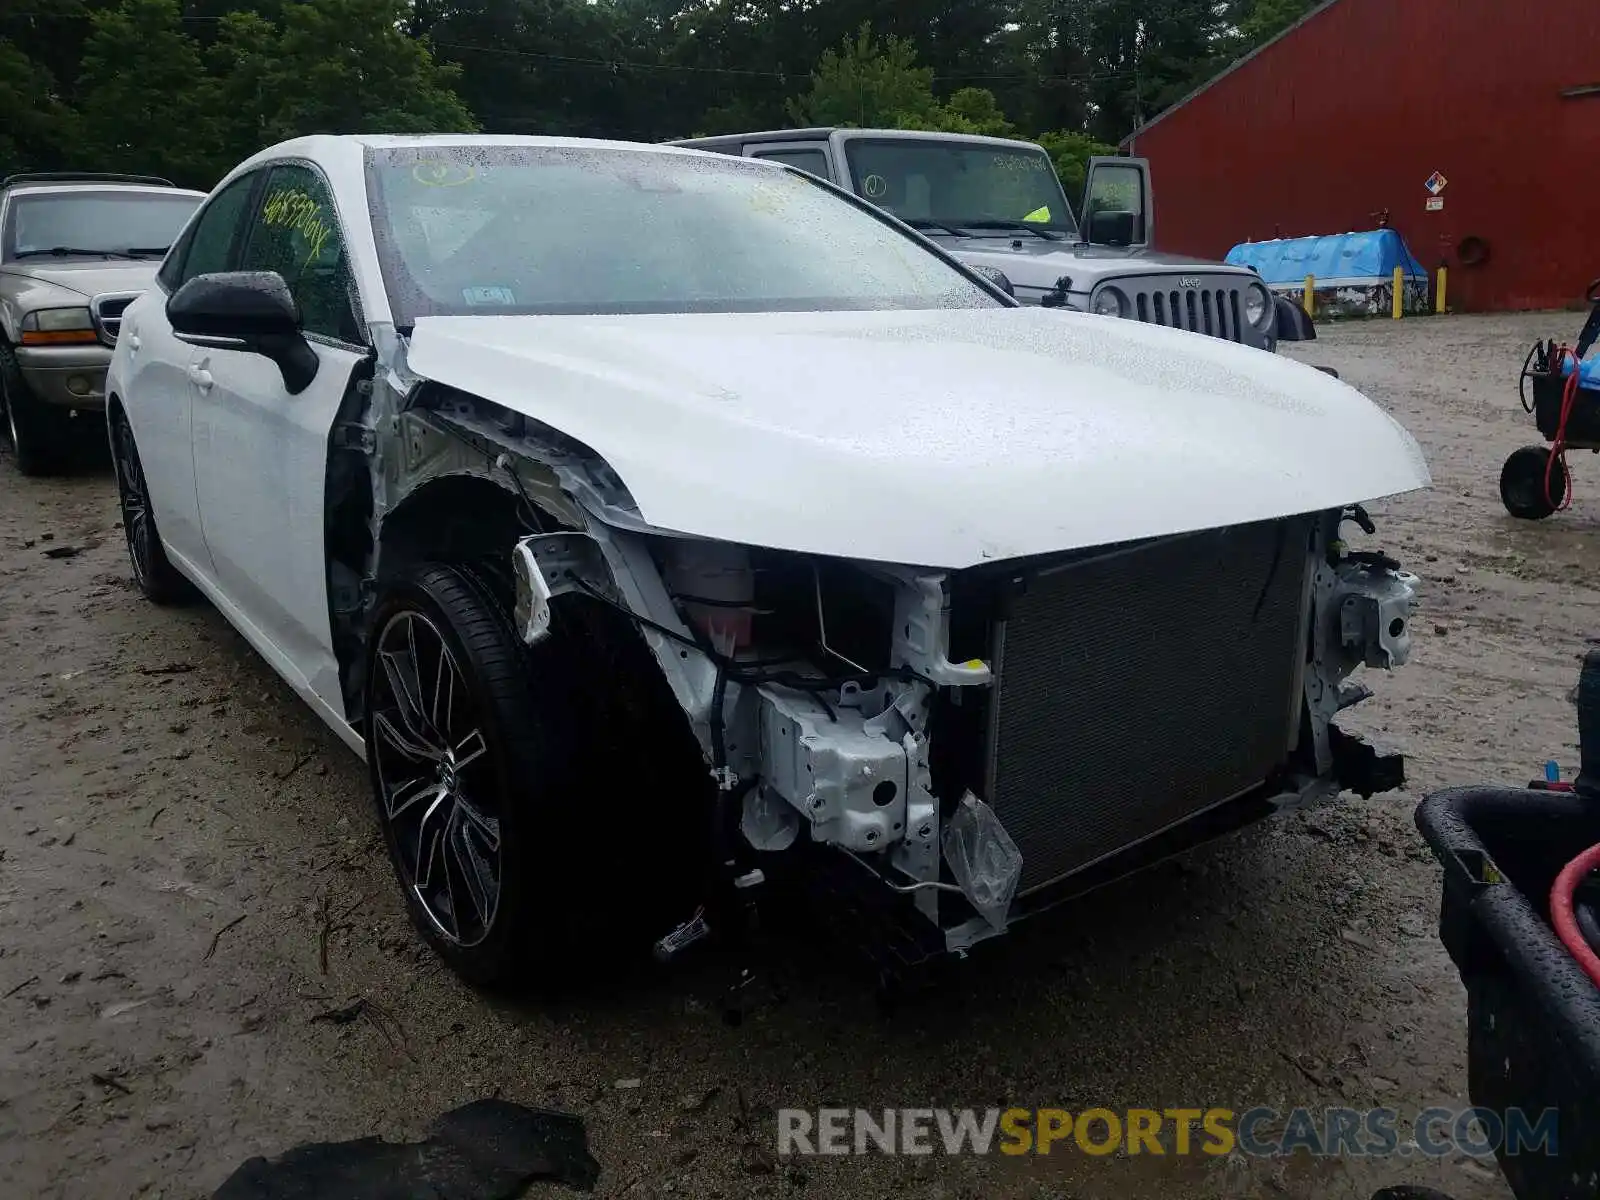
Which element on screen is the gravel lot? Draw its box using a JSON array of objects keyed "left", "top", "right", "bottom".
[{"left": 4, "top": 312, "right": 1596, "bottom": 1200}]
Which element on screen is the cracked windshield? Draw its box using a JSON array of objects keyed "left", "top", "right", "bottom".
[{"left": 843, "top": 139, "right": 1077, "bottom": 238}]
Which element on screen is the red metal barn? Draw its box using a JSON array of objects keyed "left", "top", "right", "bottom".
[{"left": 1122, "top": 0, "right": 1600, "bottom": 312}]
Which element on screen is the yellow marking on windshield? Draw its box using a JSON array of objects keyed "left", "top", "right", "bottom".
[
  {"left": 1023, "top": 205, "right": 1051, "bottom": 223},
  {"left": 413, "top": 161, "right": 478, "bottom": 187}
]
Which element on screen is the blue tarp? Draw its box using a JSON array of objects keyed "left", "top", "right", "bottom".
[
  {"left": 1225, "top": 230, "right": 1428, "bottom": 286},
  {"left": 1559, "top": 354, "right": 1600, "bottom": 389}
]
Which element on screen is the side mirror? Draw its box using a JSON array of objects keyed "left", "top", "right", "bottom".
[
  {"left": 1273, "top": 294, "right": 1317, "bottom": 342},
  {"left": 1039, "top": 274, "right": 1074, "bottom": 309},
  {"left": 167, "top": 271, "right": 319, "bottom": 394},
  {"left": 1087, "top": 209, "right": 1136, "bottom": 247}
]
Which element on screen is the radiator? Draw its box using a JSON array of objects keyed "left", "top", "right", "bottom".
[{"left": 983, "top": 515, "right": 1314, "bottom": 893}]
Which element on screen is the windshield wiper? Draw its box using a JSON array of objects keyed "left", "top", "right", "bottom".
[
  {"left": 961, "top": 219, "right": 1067, "bottom": 241},
  {"left": 904, "top": 217, "right": 970, "bottom": 239},
  {"left": 126, "top": 246, "right": 171, "bottom": 258},
  {"left": 13, "top": 246, "right": 142, "bottom": 260}
]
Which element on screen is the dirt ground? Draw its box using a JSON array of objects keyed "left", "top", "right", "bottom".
[{"left": 3, "top": 311, "right": 1595, "bottom": 1200}]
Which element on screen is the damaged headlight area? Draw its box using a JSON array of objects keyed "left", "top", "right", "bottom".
[{"left": 508, "top": 505, "right": 1421, "bottom": 967}]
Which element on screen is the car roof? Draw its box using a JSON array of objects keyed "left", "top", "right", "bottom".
[
  {"left": 234, "top": 132, "right": 716, "bottom": 168},
  {"left": 2, "top": 183, "right": 208, "bottom": 199},
  {"left": 666, "top": 127, "right": 1048, "bottom": 151},
  {"left": 211, "top": 132, "right": 780, "bottom": 200}
]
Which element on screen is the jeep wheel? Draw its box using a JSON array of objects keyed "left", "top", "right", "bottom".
[
  {"left": 364, "top": 563, "right": 585, "bottom": 988},
  {"left": 111, "top": 411, "right": 195, "bottom": 604},
  {"left": 1500, "top": 444, "right": 1566, "bottom": 520}
]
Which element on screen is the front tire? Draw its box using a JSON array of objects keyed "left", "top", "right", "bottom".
[
  {"left": 363, "top": 563, "right": 584, "bottom": 988},
  {"left": 1500, "top": 444, "right": 1566, "bottom": 520},
  {"left": 110, "top": 411, "right": 195, "bottom": 604},
  {"left": 0, "top": 341, "right": 65, "bottom": 477}
]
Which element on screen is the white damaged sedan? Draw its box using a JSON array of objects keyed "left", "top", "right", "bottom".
[{"left": 106, "top": 134, "right": 1428, "bottom": 988}]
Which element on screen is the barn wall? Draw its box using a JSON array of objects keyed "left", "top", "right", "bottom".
[{"left": 1125, "top": 0, "right": 1600, "bottom": 312}]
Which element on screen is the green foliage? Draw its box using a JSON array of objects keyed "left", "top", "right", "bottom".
[
  {"left": 74, "top": 0, "right": 223, "bottom": 187},
  {"left": 1237, "top": 0, "right": 1316, "bottom": 45},
  {"left": 786, "top": 25, "right": 944, "bottom": 129},
  {"left": 4, "top": 0, "right": 474, "bottom": 188},
  {"left": 0, "top": 38, "right": 74, "bottom": 175},
  {"left": 787, "top": 28, "right": 1017, "bottom": 139},
  {"left": 1036, "top": 130, "right": 1118, "bottom": 204},
  {"left": 0, "top": 0, "right": 1304, "bottom": 194},
  {"left": 214, "top": 0, "right": 477, "bottom": 154}
]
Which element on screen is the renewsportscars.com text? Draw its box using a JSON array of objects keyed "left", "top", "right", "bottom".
[{"left": 777, "top": 1106, "right": 1559, "bottom": 1159}]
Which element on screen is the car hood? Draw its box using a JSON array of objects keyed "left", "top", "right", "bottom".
[
  {"left": 937, "top": 239, "right": 1253, "bottom": 294},
  {"left": 405, "top": 306, "right": 1430, "bottom": 569},
  {"left": 7, "top": 261, "right": 162, "bottom": 301}
]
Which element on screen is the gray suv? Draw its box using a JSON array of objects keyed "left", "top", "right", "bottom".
[
  {"left": 669, "top": 128, "right": 1313, "bottom": 353},
  {"left": 0, "top": 173, "right": 205, "bottom": 475}
]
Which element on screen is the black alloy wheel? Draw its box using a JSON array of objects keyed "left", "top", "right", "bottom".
[{"left": 110, "top": 411, "right": 194, "bottom": 603}]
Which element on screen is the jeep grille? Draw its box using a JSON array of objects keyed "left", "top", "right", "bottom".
[{"left": 1122, "top": 277, "right": 1247, "bottom": 343}]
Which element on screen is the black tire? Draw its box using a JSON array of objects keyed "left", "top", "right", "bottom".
[
  {"left": 0, "top": 340, "right": 66, "bottom": 477},
  {"left": 364, "top": 563, "right": 594, "bottom": 988},
  {"left": 110, "top": 409, "right": 195, "bottom": 604},
  {"left": 1500, "top": 444, "right": 1566, "bottom": 520}
]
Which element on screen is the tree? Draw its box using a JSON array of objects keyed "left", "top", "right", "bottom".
[
  {"left": 786, "top": 24, "right": 945, "bottom": 128},
  {"left": 788, "top": 25, "right": 1022, "bottom": 139},
  {"left": 0, "top": 0, "right": 1294, "bottom": 187},
  {"left": 935, "top": 87, "right": 1018, "bottom": 136},
  {"left": 73, "top": 0, "right": 225, "bottom": 188},
  {"left": 0, "top": 38, "right": 75, "bottom": 174},
  {"left": 221, "top": 0, "right": 478, "bottom": 148},
  {"left": 1236, "top": 0, "right": 1314, "bottom": 46},
  {"left": 1036, "top": 129, "right": 1117, "bottom": 205}
]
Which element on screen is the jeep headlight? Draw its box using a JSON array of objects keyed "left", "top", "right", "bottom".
[
  {"left": 1091, "top": 287, "right": 1127, "bottom": 318},
  {"left": 1244, "top": 283, "right": 1273, "bottom": 329},
  {"left": 20, "top": 306, "right": 97, "bottom": 346}
]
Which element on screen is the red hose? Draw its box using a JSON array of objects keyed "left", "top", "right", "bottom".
[
  {"left": 1546, "top": 346, "right": 1581, "bottom": 511},
  {"left": 1549, "top": 841, "right": 1600, "bottom": 988}
]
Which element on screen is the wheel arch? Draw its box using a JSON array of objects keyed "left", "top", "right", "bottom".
[
  {"left": 335, "top": 471, "right": 526, "bottom": 725},
  {"left": 376, "top": 471, "right": 529, "bottom": 583}
]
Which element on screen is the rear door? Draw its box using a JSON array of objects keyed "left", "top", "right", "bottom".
[
  {"left": 1082, "top": 156, "right": 1153, "bottom": 249},
  {"left": 743, "top": 141, "right": 836, "bottom": 183},
  {"left": 190, "top": 161, "right": 369, "bottom": 717}
]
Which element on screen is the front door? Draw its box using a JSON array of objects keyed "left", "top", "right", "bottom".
[
  {"left": 128, "top": 168, "right": 263, "bottom": 579},
  {"left": 191, "top": 162, "right": 369, "bottom": 718},
  {"left": 1082, "top": 155, "right": 1154, "bottom": 249}
]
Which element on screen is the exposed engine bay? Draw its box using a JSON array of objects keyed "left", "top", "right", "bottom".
[{"left": 325, "top": 329, "right": 1421, "bottom": 972}]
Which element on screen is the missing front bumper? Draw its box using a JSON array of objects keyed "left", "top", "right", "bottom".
[{"left": 823, "top": 723, "right": 1404, "bottom": 962}]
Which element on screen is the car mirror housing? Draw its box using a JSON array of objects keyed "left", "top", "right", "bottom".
[{"left": 167, "top": 271, "right": 319, "bottom": 394}]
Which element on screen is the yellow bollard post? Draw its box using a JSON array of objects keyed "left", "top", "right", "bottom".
[
  {"left": 1436, "top": 265, "right": 1448, "bottom": 314},
  {"left": 1392, "top": 266, "right": 1404, "bottom": 319},
  {"left": 1303, "top": 274, "right": 1315, "bottom": 317}
]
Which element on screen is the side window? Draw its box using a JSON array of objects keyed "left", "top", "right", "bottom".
[
  {"left": 239, "top": 164, "right": 361, "bottom": 344},
  {"left": 163, "top": 171, "right": 259, "bottom": 290},
  {"left": 1083, "top": 163, "right": 1147, "bottom": 246},
  {"left": 753, "top": 148, "right": 833, "bottom": 182}
]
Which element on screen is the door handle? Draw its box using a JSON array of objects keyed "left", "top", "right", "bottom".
[
  {"left": 188, "top": 364, "right": 214, "bottom": 391},
  {"left": 127, "top": 335, "right": 141, "bottom": 353}
]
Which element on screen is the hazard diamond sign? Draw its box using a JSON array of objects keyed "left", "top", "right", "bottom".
[{"left": 1425, "top": 171, "right": 1448, "bottom": 195}]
